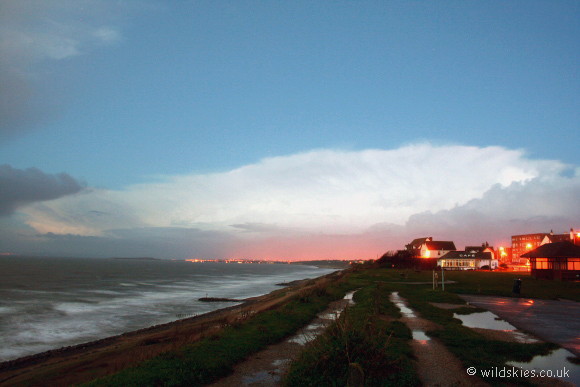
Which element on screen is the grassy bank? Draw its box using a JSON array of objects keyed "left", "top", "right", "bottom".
[
  {"left": 84, "top": 274, "right": 353, "bottom": 386},
  {"left": 285, "top": 266, "right": 575, "bottom": 386},
  {"left": 284, "top": 283, "right": 420, "bottom": 386},
  {"left": 83, "top": 266, "right": 577, "bottom": 386}
]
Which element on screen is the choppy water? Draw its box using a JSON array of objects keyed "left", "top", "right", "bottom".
[{"left": 0, "top": 256, "right": 336, "bottom": 361}]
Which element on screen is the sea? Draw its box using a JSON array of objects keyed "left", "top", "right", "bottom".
[{"left": 0, "top": 256, "right": 337, "bottom": 362}]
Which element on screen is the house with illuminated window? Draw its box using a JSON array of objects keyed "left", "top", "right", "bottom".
[
  {"left": 438, "top": 251, "right": 498, "bottom": 271},
  {"left": 521, "top": 241, "right": 580, "bottom": 281},
  {"left": 512, "top": 229, "right": 579, "bottom": 264},
  {"left": 405, "top": 237, "right": 456, "bottom": 259}
]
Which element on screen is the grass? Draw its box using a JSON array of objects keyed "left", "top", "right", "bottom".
[
  {"left": 83, "top": 266, "right": 577, "bottom": 386},
  {"left": 361, "top": 267, "right": 580, "bottom": 301},
  {"left": 396, "top": 284, "right": 560, "bottom": 386},
  {"left": 442, "top": 270, "right": 580, "bottom": 301},
  {"left": 284, "top": 283, "right": 420, "bottom": 386},
  {"left": 325, "top": 267, "right": 572, "bottom": 386},
  {"left": 84, "top": 276, "right": 352, "bottom": 387}
]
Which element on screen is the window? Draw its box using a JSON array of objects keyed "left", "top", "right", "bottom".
[
  {"left": 553, "top": 261, "right": 566, "bottom": 271},
  {"left": 535, "top": 258, "right": 549, "bottom": 270},
  {"left": 568, "top": 259, "right": 580, "bottom": 271}
]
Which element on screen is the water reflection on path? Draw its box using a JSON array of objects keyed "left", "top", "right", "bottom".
[
  {"left": 453, "top": 311, "right": 540, "bottom": 344},
  {"left": 507, "top": 348, "right": 579, "bottom": 386},
  {"left": 453, "top": 306, "right": 578, "bottom": 384},
  {"left": 389, "top": 292, "right": 429, "bottom": 342},
  {"left": 287, "top": 290, "right": 356, "bottom": 345}
]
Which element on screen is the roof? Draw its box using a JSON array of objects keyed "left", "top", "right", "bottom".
[
  {"left": 546, "top": 234, "right": 571, "bottom": 243},
  {"left": 406, "top": 237, "right": 432, "bottom": 251},
  {"left": 425, "top": 241, "right": 456, "bottom": 251},
  {"left": 465, "top": 246, "right": 485, "bottom": 252},
  {"left": 407, "top": 237, "right": 432, "bottom": 247},
  {"left": 512, "top": 233, "right": 549, "bottom": 238},
  {"left": 440, "top": 251, "right": 492, "bottom": 260},
  {"left": 521, "top": 241, "right": 580, "bottom": 258}
]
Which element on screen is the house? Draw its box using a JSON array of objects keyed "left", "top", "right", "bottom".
[
  {"left": 521, "top": 241, "right": 580, "bottom": 281},
  {"left": 439, "top": 251, "right": 498, "bottom": 271},
  {"left": 405, "top": 237, "right": 456, "bottom": 259},
  {"left": 405, "top": 237, "right": 432, "bottom": 253},
  {"left": 511, "top": 228, "right": 578, "bottom": 264},
  {"left": 465, "top": 242, "right": 496, "bottom": 260}
]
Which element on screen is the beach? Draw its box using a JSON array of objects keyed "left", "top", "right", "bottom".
[
  {"left": 0, "top": 257, "right": 337, "bottom": 362},
  {"left": 0, "top": 268, "right": 344, "bottom": 387}
]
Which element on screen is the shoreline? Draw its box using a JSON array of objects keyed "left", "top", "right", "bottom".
[{"left": 0, "top": 272, "right": 344, "bottom": 386}]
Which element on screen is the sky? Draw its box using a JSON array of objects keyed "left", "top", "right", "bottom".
[{"left": 0, "top": 0, "right": 579, "bottom": 260}]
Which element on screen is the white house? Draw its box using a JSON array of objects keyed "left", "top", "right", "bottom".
[
  {"left": 406, "top": 237, "right": 456, "bottom": 259},
  {"left": 438, "top": 251, "right": 498, "bottom": 270}
]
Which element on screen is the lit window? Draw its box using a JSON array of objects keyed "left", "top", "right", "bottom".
[
  {"left": 568, "top": 259, "right": 580, "bottom": 271},
  {"left": 535, "top": 258, "right": 549, "bottom": 270}
]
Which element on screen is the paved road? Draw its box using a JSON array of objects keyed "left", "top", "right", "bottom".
[{"left": 459, "top": 295, "right": 580, "bottom": 357}]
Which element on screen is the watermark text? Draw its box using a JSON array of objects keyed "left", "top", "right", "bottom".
[{"left": 467, "top": 366, "right": 570, "bottom": 380}]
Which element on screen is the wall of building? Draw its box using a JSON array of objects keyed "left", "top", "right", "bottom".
[{"left": 511, "top": 233, "right": 546, "bottom": 264}]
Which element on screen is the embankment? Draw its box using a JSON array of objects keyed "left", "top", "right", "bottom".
[{"left": 0, "top": 270, "right": 346, "bottom": 387}]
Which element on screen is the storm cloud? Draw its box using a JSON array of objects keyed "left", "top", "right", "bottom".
[
  {"left": 5, "top": 144, "right": 577, "bottom": 259},
  {"left": 18, "top": 144, "right": 566, "bottom": 235},
  {"left": 0, "top": 0, "right": 125, "bottom": 138},
  {"left": 0, "top": 164, "right": 84, "bottom": 215}
]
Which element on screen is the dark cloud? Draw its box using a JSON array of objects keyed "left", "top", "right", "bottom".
[
  {"left": 1, "top": 162, "right": 578, "bottom": 260},
  {"left": 402, "top": 175, "right": 580, "bottom": 248},
  {"left": 0, "top": 1, "right": 125, "bottom": 139},
  {"left": 229, "top": 223, "right": 297, "bottom": 234},
  {"left": 0, "top": 68, "right": 38, "bottom": 140},
  {"left": 0, "top": 164, "right": 84, "bottom": 216},
  {"left": 0, "top": 225, "right": 237, "bottom": 259}
]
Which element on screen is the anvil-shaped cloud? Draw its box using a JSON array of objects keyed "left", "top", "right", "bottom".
[{"left": 8, "top": 143, "right": 578, "bottom": 259}]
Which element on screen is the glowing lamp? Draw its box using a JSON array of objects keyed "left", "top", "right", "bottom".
[
  {"left": 423, "top": 250, "right": 431, "bottom": 258},
  {"left": 526, "top": 243, "right": 532, "bottom": 249}
]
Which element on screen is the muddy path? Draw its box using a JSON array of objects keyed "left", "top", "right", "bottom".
[{"left": 209, "top": 291, "right": 356, "bottom": 387}]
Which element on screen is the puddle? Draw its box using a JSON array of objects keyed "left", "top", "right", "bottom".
[
  {"left": 507, "top": 348, "right": 579, "bottom": 385},
  {"left": 287, "top": 334, "right": 311, "bottom": 345},
  {"left": 510, "top": 330, "right": 540, "bottom": 344},
  {"left": 454, "top": 311, "right": 540, "bottom": 343},
  {"left": 343, "top": 290, "right": 356, "bottom": 305},
  {"left": 412, "top": 330, "right": 430, "bottom": 341},
  {"left": 272, "top": 358, "right": 290, "bottom": 367},
  {"left": 453, "top": 311, "right": 516, "bottom": 331},
  {"left": 390, "top": 292, "right": 416, "bottom": 318},
  {"left": 304, "top": 322, "right": 325, "bottom": 331},
  {"left": 390, "top": 292, "right": 431, "bottom": 343},
  {"left": 317, "top": 311, "right": 342, "bottom": 320},
  {"left": 287, "top": 290, "right": 357, "bottom": 345},
  {"left": 242, "top": 370, "right": 280, "bottom": 385}
]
